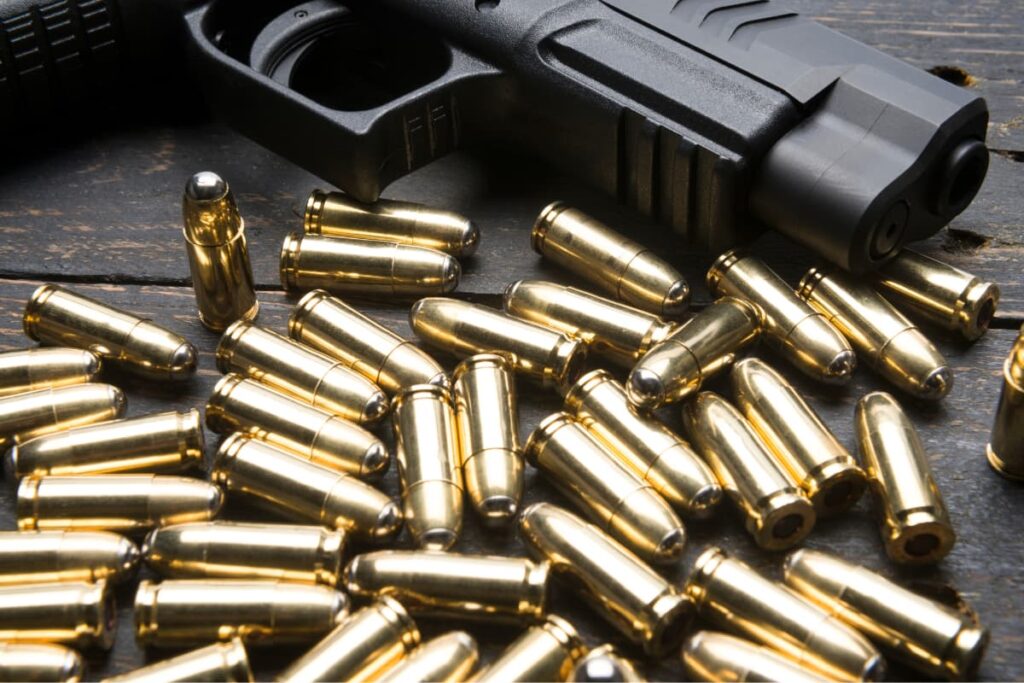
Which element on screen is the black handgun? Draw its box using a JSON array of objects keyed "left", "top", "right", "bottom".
[{"left": 0, "top": 0, "right": 989, "bottom": 272}]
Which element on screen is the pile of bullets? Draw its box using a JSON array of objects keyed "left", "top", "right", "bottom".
[{"left": 0, "top": 170, "right": 1020, "bottom": 683}]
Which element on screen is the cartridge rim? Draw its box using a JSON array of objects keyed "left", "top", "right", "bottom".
[
  {"left": 223, "top": 637, "right": 255, "bottom": 682},
  {"left": 451, "top": 353, "right": 511, "bottom": 384},
  {"left": 550, "top": 337, "right": 588, "bottom": 388},
  {"left": 542, "top": 614, "right": 586, "bottom": 660},
  {"left": 986, "top": 443, "right": 1024, "bottom": 481},
  {"left": 685, "top": 546, "right": 727, "bottom": 610},
  {"left": 77, "top": 579, "right": 117, "bottom": 650},
  {"left": 645, "top": 590, "right": 693, "bottom": 658},
  {"left": 806, "top": 460, "right": 868, "bottom": 517},
  {"left": 15, "top": 476, "right": 43, "bottom": 530},
  {"left": 523, "top": 413, "right": 575, "bottom": 467},
  {"left": 531, "top": 201, "right": 568, "bottom": 253},
  {"left": 205, "top": 374, "right": 245, "bottom": 432},
  {"left": 949, "top": 623, "right": 990, "bottom": 680},
  {"left": 704, "top": 248, "right": 744, "bottom": 294},
  {"left": 288, "top": 289, "right": 332, "bottom": 340},
  {"left": 304, "top": 190, "right": 328, "bottom": 234},
  {"left": 211, "top": 432, "right": 249, "bottom": 483},
  {"left": 563, "top": 368, "right": 614, "bottom": 413},
  {"left": 280, "top": 232, "right": 302, "bottom": 290},
  {"left": 181, "top": 409, "right": 206, "bottom": 468},
  {"left": 377, "top": 595, "right": 422, "bottom": 652},
  {"left": 755, "top": 491, "right": 816, "bottom": 550},
  {"left": 214, "top": 319, "right": 252, "bottom": 373},
  {"left": 22, "top": 284, "right": 61, "bottom": 341},
  {"left": 956, "top": 279, "right": 1000, "bottom": 340},
  {"left": 393, "top": 382, "right": 451, "bottom": 410},
  {"left": 888, "top": 511, "right": 956, "bottom": 564},
  {"left": 795, "top": 267, "right": 828, "bottom": 302}
]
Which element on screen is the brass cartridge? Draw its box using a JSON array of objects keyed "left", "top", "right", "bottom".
[
  {"left": 345, "top": 550, "right": 549, "bottom": 623},
  {"left": 686, "top": 548, "right": 884, "bottom": 682},
  {"left": 452, "top": 354, "right": 524, "bottom": 527},
  {"left": 856, "top": 392, "right": 955, "bottom": 564},
  {"left": 376, "top": 631, "right": 479, "bottom": 683},
  {"left": 532, "top": 203, "right": 690, "bottom": 316},
  {"left": 289, "top": 290, "right": 447, "bottom": 393},
  {"left": 565, "top": 370, "right": 721, "bottom": 518},
  {"left": 212, "top": 435, "right": 402, "bottom": 542},
  {"left": 0, "top": 643, "right": 84, "bottom": 683},
  {"left": 410, "top": 298, "right": 587, "bottom": 388},
  {"left": 627, "top": 297, "right": 761, "bottom": 409},
  {"left": 473, "top": 615, "right": 586, "bottom": 683},
  {"left": 17, "top": 474, "right": 222, "bottom": 534},
  {"left": 0, "top": 383, "right": 125, "bottom": 450},
  {"left": 503, "top": 280, "right": 676, "bottom": 367},
  {"left": 280, "top": 233, "right": 460, "bottom": 298},
  {"left": 873, "top": 248, "right": 1000, "bottom": 341},
  {"left": 206, "top": 374, "right": 388, "bottom": 478},
  {"left": 988, "top": 326, "right": 1024, "bottom": 480},
  {"left": 143, "top": 521, "right": 346, "bottom": 586},
  {"left": 182, "top": 171, "right": 259, "bottom": 332},
  {"left": 0, "top": 347, "right": 100, "bottom": 397},
  {"left": 0, "top": 580, "right": 115, "bottom": 649},
  {"left": 11, "top": 409, "right": 205, "bottom": 478},
  {"left": 103, "top": 639, "right": 253, "bottom": 683},
  {"left": 0, "top": 530, "right": 140, "bottom": 586},
  {"left": 785, "top": 549, "right": 989, "bottom": 681},
  {"left": 707, "top": 250, "right": 855, "bottom": 384},
  {"left": 798, "top": 267, "right": 953, "bottom": 400},
  {"left": 570, "top": 645, "right": 645, "bottom": 682},
  {"left": 305, "top": 189, "right": 479, "bottom": 258},
  {"left": 681, "top": 631, "right": 823, "bottom": 683},
  {"left": 731, "top": 358, "right": 866, "bottom": 516},
  {"left": 134, "top": 579, "right": 348, "bottom": 647},
  {"left": 682, "top": 393, "right": 815, "bottom": 550},
  {"left": 392, "top": 384, "right": 463, "bottom": 549},
  {"left": 518, "top": 503, "right": 691, "bottom": 658},
  {"left": 24, "top": 284, "right": 198, "bottom": 380},
  {"left": 525, "top": 413, "right": 686, "bottom": 565},
  {"left": 278, "top": 597, "right": 420, "bottom": 683}
]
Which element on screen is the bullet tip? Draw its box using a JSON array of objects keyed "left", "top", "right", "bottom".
[
  {"left": 573, "top": 654, "right": 628, "bottom": 682},
  {"left": 662, "top": 280, "right": 691, "bottom": 317},
  {"left": 461, "top": 221, "right": 481, "bottom": 258},
  {"left": 169, "top": 343, "right": 199, "bottom": 379},
  {"left": 824, "top": 349, "right": 857, "bottom": 383},
  {"left": 206, "top": 484, "right": 225, "bottom": 517},
  {"left": 627, "top": 368, "right": 664, "bottom": 407},
  {"left": 374, "top": 503, "right": 404, "bottom": 542},
  {"left": 186, "top": 171, "right": 228, "bottom": 201},
  {"left": 920, "top": 366, "right": 954, "bottom": 400},
  {"left": 4, "top": 446, "right": 19, "bottom": 479},
  {"left": 118, "top": 537, "right": 142, "bottom": 577},
  {"left": 862, "top": 654, "right": 887, "bottom": 682},
  {"left": 427, "top": 371, "right": 450, "bottom": 389},
  {"left": 690, "top": 484, "right": 723, "bottom": 517},
  {"left": 478, "top": 495, "right": 519, "bottom": 526},
  {"left": 361, "top": 442, "right": 391, "bottom": 478},
  {"left": 654, "top": 527, "right": 687, "bottom": 564},
  {"left": 441, "top": 257, "right": 461, "bottom": 294},
  {"left": 363, "top": 391, "right": 390, "bottom": 424},
  {"left": 109, "top": 386, "right": 128, "bottom": 418},
  {"left": 419, "top": 527, "right": 458, "bottom": 551},
  {"left": 83, "top": 351, "right": 103, "bottom": 380}
]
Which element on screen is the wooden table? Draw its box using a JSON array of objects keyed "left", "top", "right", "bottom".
[{"left": 0, "top": 1, "right": 1021, "bottom": 679}]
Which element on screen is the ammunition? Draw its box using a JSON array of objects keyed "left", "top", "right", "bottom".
[
  {"left": 0, "top": 530, "right": 140, "bottom": 585},
  {"left": 278, "top": 597, "right": 420, "bottom": 683},
  {"left": 0, "top": 347, "right": 101, "bottom": 397},
  {"left": 856, "top": 392, "right": 955, "bottom": 564},
  {"left": 682, "top": 393, "right": 815, "bottom": 550},
  {"left": 134, "top": 579, "right": 348, "bottom": 647},
  {"left": 392, "top": 384, "right": 463, "bottom": 549},
  {"left": 503, "top": 280, "right": 676, "bottom": 366},
  {"left": 143, "top": 521, "right": 346, "bottom": 586},
  {"left": 707, "top": 250, "right": 855, "bottom": 383},
  {"left": 565, "top": 370, "right": 721, "bottom": 518},
  {"left": 0, "top": 643, "right": 84, "bottom": 683},
  {"left": 410, "top": 298, "right": 587, "bottom": 388},
  {"left": 987, "top": 326, "right": 1024, "bottom": 480},
  {"left": 212, "top": 435, "right": 402, "bottom": 542},
  {"left": 452, "top": 354, "right": 524, "bottom": 527},
  {"left": 345, "top": 550, "right": 549, "bottom": 623},
  {"left": 798, "top": 267, "right": 953, "bottom": 400},
  {"left": 682, "top": 631, "right": 823, "bottom": 683},
  {"left": 217, "top": 321, "right": 388, "bottom": 425},
  {"left": 0, "top": 383, "right": 125, "bottom": 450},
  {"left": 570, "top": 645, "right": 645, "bottom": 683},
  {"left": 280, "top": 233, "right": 460, "bottom": 298},
  {"left": 525, "top": 413, "right": 686, "bottom": 565},
  {"left": 0, "top": 580, "right": 115, "bottom": 649},
  {"left": 627, "top": 297, "right": 761, "bottom": 409},
  {"left": 17, "top": 474, "right": 223, "bottom": 533},
  {"left": 182, "top": 171, "right": 259, "bottom": 332},
  {"left": 23, "top": 284, "right": 198, "bottom": 380},
  {"left": 206, "top": 374, "right": 388, "bottom": 478},
  {"left": 473, "top": 615, "right": 586, "bottom": 683},
  {"left": 686, "top": 547, "right": 884, "bottom": 681},
  {"left": 785, "top": 549, "right": 989, "bottom": 680},
  {"left": 532, "top": 202, "right": 689, "bottom": 316},
  {"left": 731, "top": 358, "right": 866, "bottom": 516},
  {"left": 518, "top": 503, "right": 691, "bottom": 658},
  {"left": 289, "top": 290, "right": 447, "bottom": 393},
  {"left": 11, "top": 409, "right": 205, "bottom": 478},
  {"left": 376, "top": 632, "right": 479, "bottom": 683},
  {"left": 873, "top": 248, "right": 1000, "bottom": 341},
  {"left": 305, "top": 189, "right": 479, "bottom": 257},
  {"left": 103, "top": 639, "right": 252, "bottom": 683}
]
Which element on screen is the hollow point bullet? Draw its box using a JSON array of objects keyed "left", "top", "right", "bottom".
[
  {"left": 0, "top": 580, "right": 115, "bottom": 649},
  {"left": 0, "top": 383, "right": 125, "bottom": 450},
  {"left": 0, "top": 530, "right": 140, "bottom": 586},
  {"left": 682, "top": 631, "right": 823, "bottom": 683},
  {"left": 0, "top": 347, "right": 101, "bottom": 398},
  {"left": 103, "top": 638, "right": 253, "bottom": 683},
  {"left": 376, "top": 631, "right": 479, "bottom": 683},
  {"left": 988, "top": 325, "right": 1024, "bottom": 480},
  {"left": 570, "top": 644, "right": 646, "bottom": 682},
  {"left": 0, "top": 642, "right": 85, "bottom": 683},
  {"left": 472, "top": 615, "right": 587, "bottom": 682}
]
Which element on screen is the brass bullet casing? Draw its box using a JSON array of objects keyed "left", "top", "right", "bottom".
[
  {"left": 134, "top": 579, "right": 349, "bottom": 647},
  {"left": 0, "top": 383, "right": 125, "bottom": 450},
  {"left": 23, "top": 284, "right": 198, "bottom": 381},
  {"left": 393, "top": 384, "right": 463, "bottom": 549},
  {"left": 681, "top": 631, "right": 823, "bottom": 683},
  {"left": 0, "top": 530, "right": 140, "bottom": 586},
  {"left": 206, "top": 374, "right": 388, "bottom": 478},
  {"left": 570, "top": 644, "right": 646, "bottom": 682},
  {"left": 452, "top": 354, "right": 524, "bottom": 528},
  {"left": 0, "top": 580, "right": 115, "bottom": 649},
  {"left": 731, "top": 359, "right": 866, "bottom": 516},
  {"left": 682, "top": 393, "right": 815, "bottom": 550},
  {"left": 10, "top": 409, "right": 205, "bottom": 478},
  {"left": 686, "top": 547, "right": 884, "bottom": 682},
  {"left": 345, "top": 550, "right": 549, "bottom": 624},
  {"left": 856, "top": 392, "right": 956, "bottom": 564},
  {"left": 627, "top": 297, "right": 761, "bottom": 409},
  {"left": 182, "top": 171, "right": 259, "bottom": 332},
  {"left": 565, "top": 370, "right": 721, "bottom": 519},
  {"left": 798, "top": 267, "right": 953, "bottom": 400},
  {"left": 473, "top": 615, "right": 587, "bottom": 683},
  {"left": 376, "top": 631, "right": 479, "bottom": 683},
  {"left": 532, "top": 202, "right": 690, "bottom": 316},
  {"left": 278, "top": 597, "right": 420, "bottom": 683},
  {"left": 0, "top": 642, "right": 84, "bottom": 683},
  {"left": 211, "top": 435, "right": 402, "bottom": 542},
  {"left": 785, "top": 549, "right": 989, "bottom": 681},
  {"left": 707, "top": 250, "right": 856, "bottom": 384},
  {"left": 103, "top": 639, "right": 253, "bottom": 683},
  {"left": 518, "top": 503, "right": 691, "bottom": 658},
  {"left": 305, "top": 189, "right": 480, "bottom": 258},
  {"left": 503, "top": 280, "right": 676, "bottom": 367},
  {"left": 988, "top": 326, "right": 1024, "bottom": 480},
  {"left": 0, "top": 347, "right": 101, "bottom": 397},
  {"left": 525, "top": 413, "right": 686, "bottom": 565},
  {"left": 143, "top": 521, "right": 346, "bottom": 586},
  {"left": 17, "top": 474, "right": 222, "bottom": 534},
  {"left": 873, "top": 248, "right": 1000, "bottom": 341}
]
